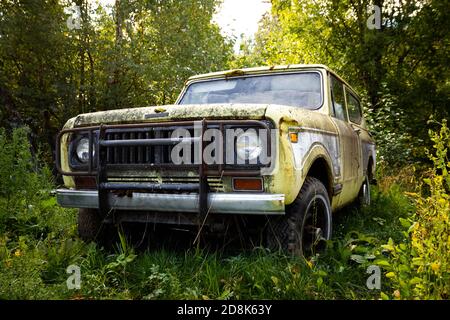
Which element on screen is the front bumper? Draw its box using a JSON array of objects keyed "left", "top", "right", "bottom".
[{"left": 56, "top": 189, "right": 285, "bottom": 215}]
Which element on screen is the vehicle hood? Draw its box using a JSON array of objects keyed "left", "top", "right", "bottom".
[{"left": 71, "top": 104, "right": 268, "bottom": 127}]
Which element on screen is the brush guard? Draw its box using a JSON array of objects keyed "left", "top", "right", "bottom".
[{"left": 56, "top": 119, "right": 272, "bottom": 219}]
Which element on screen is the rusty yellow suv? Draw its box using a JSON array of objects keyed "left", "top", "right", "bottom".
[{"left": 56, "top": 64, "right": 376, "bottom": 255}]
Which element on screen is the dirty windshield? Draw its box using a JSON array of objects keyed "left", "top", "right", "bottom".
[{"left": 179, "top": 72, "right": 322, "bottom": 110}]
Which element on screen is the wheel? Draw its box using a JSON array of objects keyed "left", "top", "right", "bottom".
[
  {"left": 266, "top": 177, "right": 332, "bottom": 256},
  {"left": 78, "top": 208, "right": 108, "bottom": 243},
  {"left": 356, "top": 175, "right": 371, "bottom": 208}
]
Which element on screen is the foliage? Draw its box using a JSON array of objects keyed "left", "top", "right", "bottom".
[
  {"left": 375, "top": 120, "right": 450, "bottom": 299},
  {"left": 0, "top": 127, "right": 78, "bottom": 299},
  {"left": 0, "top": 0, "right": 232, "bottom": 162},
  {"left": 244, "top": 0, "right": 450, "bottom": 167},
  {"left": 0, "top": 127, "right": 75, "bottom": 239}
]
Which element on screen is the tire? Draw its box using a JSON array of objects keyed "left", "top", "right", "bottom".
[
  {"left": 356, "top": 175, "right": 371, "bottom": 208},
  {"left": 266, "top": 177, "right": 332, "bottom": 256},
  {"left": 78, "top": 208, "right": 108, "bottom": 243}
]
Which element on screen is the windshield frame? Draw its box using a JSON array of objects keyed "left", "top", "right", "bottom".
[{"left": 176, "top": 70, "right": 324, "bottom": 110}]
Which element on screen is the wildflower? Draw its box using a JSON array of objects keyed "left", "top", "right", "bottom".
[
  {"left": 14, "top": 250, "right": 21, "bottom": 257},
  {"left": 431, "top": 261, "right": 440, "bottom": 272}
]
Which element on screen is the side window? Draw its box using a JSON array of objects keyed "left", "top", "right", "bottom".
[
  {"left": 330, "top": 75, "right": 347, "bottom": 121},
  {"left": 346, "top": 90, "right": 362, "bottom": 124}
]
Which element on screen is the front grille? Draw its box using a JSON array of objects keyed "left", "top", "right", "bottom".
[
  {"left": 59, "top": 119, "right": 272, "bottom": 177},
  {"left": 104, "top": 126, "right": 197, "bottom": 166}
]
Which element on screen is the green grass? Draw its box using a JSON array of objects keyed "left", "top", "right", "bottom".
[{"left": 0, "top": 183, "right": 415, "bottom": 300}]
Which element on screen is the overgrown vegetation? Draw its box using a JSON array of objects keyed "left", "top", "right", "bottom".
[
  {"left": 236, "top": 0, "right": 449, "bottom": 167},
  {"left": 0, "top": 124, "right": 448, "bottom": 300},
  {"left": 0, "top": 0, "right": 448, "bottom": 300},
  {"left": 0, "top": 0, "right": 232, "bottom": 162},
  {"left": 374, "top": 120, "right": 450, "bottom": 299}
]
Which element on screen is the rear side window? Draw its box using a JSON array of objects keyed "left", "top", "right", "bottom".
[
  {"left": 330, "top": 75, "right": 347, "bottom": 121},
  {"left": 346, "top": 91, "right": 362, "bottom": 124}
]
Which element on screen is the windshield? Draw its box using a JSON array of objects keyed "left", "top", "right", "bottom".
[{"left": 178, "top": 72, "right": 322, "bottom": 109}]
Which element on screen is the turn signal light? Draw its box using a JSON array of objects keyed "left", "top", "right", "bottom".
[
  {"left": 74, "top": 177, "right": 96, "bottom": 189},
  {"left": 289, "top": 132, "right": 298, "bottom": 143},
  {"left": 233, "top": 178, "right": 263, "bottom": 191}
]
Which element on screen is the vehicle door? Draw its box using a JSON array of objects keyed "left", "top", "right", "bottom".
[
  {"left": 344, "top": 87, "right": 365, "bottom": 187},
  {"left": 328, "top": 74, "right": 360, "bottom": 206}
]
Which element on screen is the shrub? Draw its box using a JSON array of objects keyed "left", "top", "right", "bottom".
[
  {"left": 376, "top": 120, "right": 450, "bottom": 299},
  {"left": 0, "top": 127, "right": 76, "bottom": 240},
  {"left": 0, "top": 127, "right": 78, "bottom": 299}
]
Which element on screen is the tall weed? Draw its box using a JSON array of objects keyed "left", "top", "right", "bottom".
[{"left": 376, "top": 120, "right": 449, "bottom": 299}]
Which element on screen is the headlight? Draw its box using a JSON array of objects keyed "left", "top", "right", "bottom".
[
  {"left": 75, "top": 138, "right": 92, "bottom": 163},
  {"left": 236, "top": 130, "right": 262, "bottom": 161}
]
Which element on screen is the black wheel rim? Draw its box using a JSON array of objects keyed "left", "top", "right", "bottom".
[{"left": 301, "top": 196, "right": 329, "bottom": 256}]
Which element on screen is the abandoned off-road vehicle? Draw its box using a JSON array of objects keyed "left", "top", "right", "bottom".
[{"left": 56, "top": 64, "right": 376, "bottom": 255}]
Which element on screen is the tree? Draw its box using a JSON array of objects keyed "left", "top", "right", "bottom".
[
  {"left": 0, "top": 0, "right": 232, "bottom": 167},
  {"left": 0, "top": 0, "right": 79, "bottom": 162},
  {"left": 94, "top": 0, "right": 233, "bottom": 109},
  {"left": 248, "top": 0, "right": 449, "bottom": 165}
]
